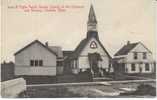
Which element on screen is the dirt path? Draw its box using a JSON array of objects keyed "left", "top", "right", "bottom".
[{"left": 27, "top": 79, "right": 155, "bottom": 87}]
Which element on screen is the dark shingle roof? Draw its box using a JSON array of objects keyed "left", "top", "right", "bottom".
[
  {"left": 14, "top": 40, "right": 57, "bottom": 56},
  {"left": 63, "top": 51, "right": 73, "bottom": 57},
  {"left": 69, "top": 38, "right": 111, "bottom": 59},
  {"left": 88, "top": 4, "right": 97, "bottom": 24},
  {"left": 49, "top": 46, "right": 63, "bottom": 58},
  {"left": 114, "top": 42, "right": 139, "bottom": 56},
  {"left": 72, "top": 39, "right": 87, "bottom": 58}
]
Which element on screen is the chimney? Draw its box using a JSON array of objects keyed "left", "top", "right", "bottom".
[
  {"left": 127, "top": 41, "right": 130, "bottom": 45},
  {"left": 45, "top": 42, "right": 48, "bottom": 47}
]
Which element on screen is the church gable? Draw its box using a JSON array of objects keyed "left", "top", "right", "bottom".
[
  {"left": 79, "top": 38, "right": 110, "bottom": 57},
  {"left": 65, "top": 5, "right": 111, "bottom": 60}
]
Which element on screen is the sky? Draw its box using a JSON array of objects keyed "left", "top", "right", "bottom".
[{"left": 1, "top": 0, "right": 156, "bottom": 62}]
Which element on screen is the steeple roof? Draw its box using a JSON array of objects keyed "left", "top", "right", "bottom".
[
  {"left": 88, "top": 4, "right": 97, "bottom": 24},
  {"left": 87, "top": 4, "right": 98, "bottom": 38}
]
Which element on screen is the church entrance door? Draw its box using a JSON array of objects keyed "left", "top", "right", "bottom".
[{"left": 88, "top": 52, "right": 102, "bottom": 77}]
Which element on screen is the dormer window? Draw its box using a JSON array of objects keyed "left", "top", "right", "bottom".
[
  {"left": 143, "top": 52, "right": 147, "bottom": 59},
  {"left": 134, "top": 52, "right": 138, "bottom": 59}
]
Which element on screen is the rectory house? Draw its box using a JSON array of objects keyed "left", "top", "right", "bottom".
[{"left": 114, "top": 41, "right": 155, "bottom": 74}]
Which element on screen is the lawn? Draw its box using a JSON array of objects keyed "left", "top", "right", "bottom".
[{"left": 19, "top": 81, "right": 156, "bottom": 98}]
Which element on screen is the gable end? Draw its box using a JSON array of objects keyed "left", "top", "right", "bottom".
[{"left": 14, "top": 40, "right": 57, "bottom": 56}]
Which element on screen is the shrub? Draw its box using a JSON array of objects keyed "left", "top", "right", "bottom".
[
  {"left": 77, "top": 70, "right": 93, "bottom": 82},
  {"left": 120, "top": 84, "right": 156, "bottom": 96},
  {"left": 135, "top": 84, "right": 156, "bottom": 96},
  {"left": 18, "top": 86, "right": 82, "bottom": 98}
]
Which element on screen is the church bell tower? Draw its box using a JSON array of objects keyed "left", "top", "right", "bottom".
[{"left": 87, "top": 5, "right": 99, "bottom": 39}]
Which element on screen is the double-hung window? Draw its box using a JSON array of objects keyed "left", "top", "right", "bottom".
[{"left": 30, "top": 60, "right": 43, "bottom": 67}]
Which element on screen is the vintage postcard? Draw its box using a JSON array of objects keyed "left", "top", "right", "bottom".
[{"left": 1, "top": 0, "right": 156, "bottom": 98}]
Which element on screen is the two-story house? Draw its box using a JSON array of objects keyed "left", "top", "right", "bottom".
[{"left": 114, "top": 41, "right": 155, "bottom": 74}]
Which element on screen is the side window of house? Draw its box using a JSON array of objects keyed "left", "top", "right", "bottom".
[
  {"left": 30, "top": 60, "right": 34, "bottom": 66},
  {"left": 35, "top": 60, "right": 38, "bottom": 66},
  {"left": 30, "top": 60, "right": 43, "bottom": 66},
  {"left": 70, "top": 61, "right": 74, "bottom": 68},
  {"left": 39, "top": 60, "right": 43, "bottom": 66},
  {"left": 75, "top": 61, "right": 77, "bottom": 68},
  {"left": 134, "top": 52, "right": 138, "bottom": 59},
  {"left": 143, "top": 52, "right": 147, "bottom": 59},
  {"left": 131, "top": 64, "right": 136, "bottom": 71},
  {"left": 145, "top": 63, "right": 149, "bottom": 71},
  {"left": 57, "top": 61, "right": 63, "bottom": 66},
  {"left": 125, "top": 67, "right": 128, "bottom": 72}
]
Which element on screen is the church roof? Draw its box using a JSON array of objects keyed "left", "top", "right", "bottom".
[
  {"left": 14, "top": 40, "right": 57, "bottom": 56},
  {"left": 88, "top": 4, "right": 97, "bottom": 24},
  {"left": 66, "top": 5, "right": 111, "bottom": 60},
  {"left": 72, "top": 38, "right": 87, "bottom": 58},
  {"left": 70, "top": 37, "right": 111, "bottom": 59},
  {"left": 63, "top": 51, "right": 73, "bottom": 57},
  {"left": 114, "top": 42, "right": 139, "bottom": 56}
]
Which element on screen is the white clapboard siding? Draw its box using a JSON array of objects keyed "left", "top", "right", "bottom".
[
  {"left": 78, "top": 38, "right": 110, "bottom": 69},
  {"left": 15, "top": 41, "right": 57, "bottom": 76},
  {"left": 15, "top": 65, "right": 56, "bottom": 76}
]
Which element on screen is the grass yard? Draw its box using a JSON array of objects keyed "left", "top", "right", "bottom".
[{"left": 19, "top": 81, "right": 156, "bottom": 98}]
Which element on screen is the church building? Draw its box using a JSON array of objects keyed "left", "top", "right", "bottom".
[{"left": 63, "top": 5, "right": 113, "bottom": 77}]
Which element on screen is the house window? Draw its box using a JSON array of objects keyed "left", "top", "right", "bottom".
[
  {"left": 134, "top": 52, "right": 138, "bottom": 59},
  {"left": 57, "top": 61, "right": 63, "bottom": 66},
  {"left": 30, "top": 60, "right": 43, "bottom": 66},
  {"left": 145, "top": 63, "right": 150, "bottom": 71},
  {"left": 131, "top": 64, "right": 136, "bottom": 71},
  {"left": 35, "top": 60, "right": 38, "bottom": 66},
  {"left": 75, "top": 61, "right": 77, "bottom": 68},
  {"left": 30, "top": 60, "right": 34, "bottom": 66},
  {"left": 125, "top": 67, "right": 128, "bottom": 72},
  {"left": 143, "top": 52, "right": 147, "bottom": 59},
  {"left": 39, "top": 60, "right": 43, "bottom": 66}
]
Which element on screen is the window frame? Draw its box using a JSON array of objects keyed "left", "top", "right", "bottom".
[
  {"left": 143, "top": 52, "right": 147, "bottom": 59},
  {"left": 30, "top": 60, "right": 34, "bottom": 66},
  {"left": 57, "top": 61, "right": 63, "bottom": 66},
  {"left": 34, "top": 60, "right": 38, "bottom": 66},
  {"left": 39, "top": 60, "right": 43, "bottom": 66},
  {"left": 30, "top": 59, "right": 43, "bottom": 67},
  {"left": 145, "top": 63, "right": 150, "bottom": 71},
  {"left": 134, "top": 52, "right": 138, "bottom": 60},
  {"left": 131, "top": 64, "right": 136, "bottom": 71}
]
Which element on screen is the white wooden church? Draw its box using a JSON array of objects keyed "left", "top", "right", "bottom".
[
  {"left": 63, "top": 5, "right": 113, "bottom": 76},
  {"left": 14, "top": 5, "right": 155, "bottom": 79}
]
